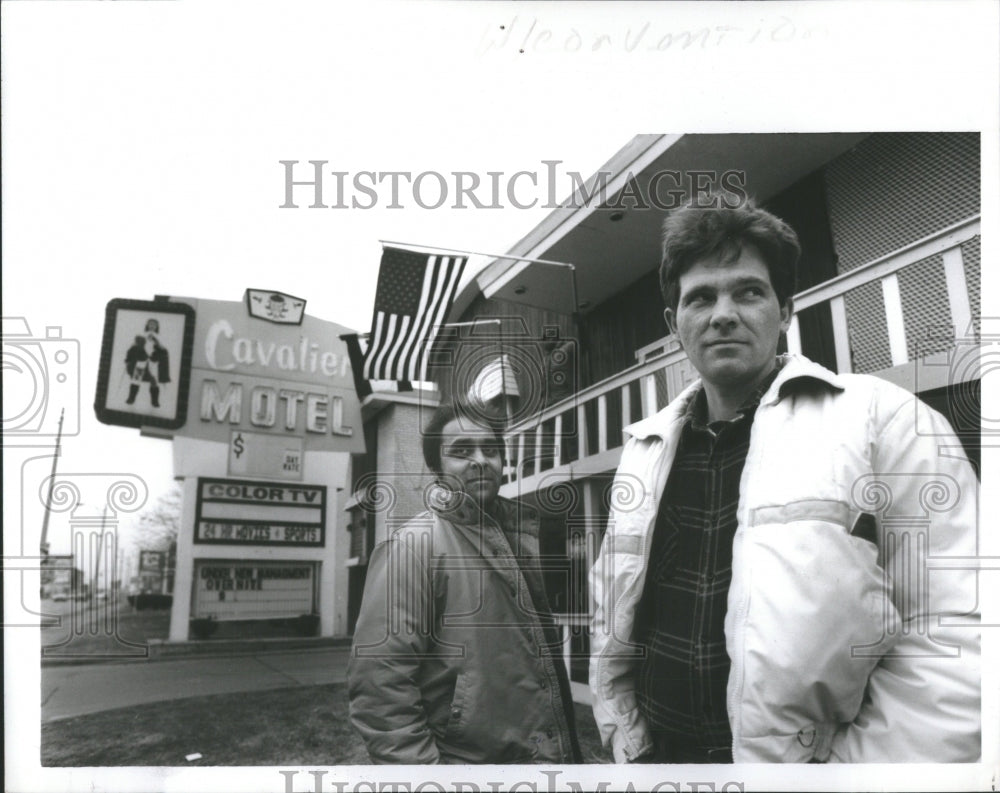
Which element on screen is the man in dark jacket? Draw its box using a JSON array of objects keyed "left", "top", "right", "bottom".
[{"left": 348, "top": 402, "right": 581, "bottom": 764}]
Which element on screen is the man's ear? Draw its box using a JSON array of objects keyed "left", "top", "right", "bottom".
[
  {"left": 663, "top": 307, "right": 678, "bottom": 337},
  {"left": 779, "top": 297, "right": 794, "bottom": 332}
]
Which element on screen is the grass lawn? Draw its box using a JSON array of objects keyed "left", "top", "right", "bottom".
[
  {"left": 42, "top": 684, "right": 612, "bottom": 766},
  {"left": 41, "top": 603, "right": 170, "bottom": 659}
]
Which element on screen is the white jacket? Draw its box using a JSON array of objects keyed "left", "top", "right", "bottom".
[{"left": 590, "top": 355, "right": 980, "bottom": 763}]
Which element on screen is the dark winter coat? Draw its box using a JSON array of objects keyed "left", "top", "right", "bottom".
[{"left": 348, "top": 487, "right": 581, "bottom": 764}]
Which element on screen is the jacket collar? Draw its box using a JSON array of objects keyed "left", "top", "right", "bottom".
[
  {"left": 427, "top": 484, "right": 540, "bottom": 540},
  {"left": 624, "top": 354, "right": 846, "bottom": 441}
]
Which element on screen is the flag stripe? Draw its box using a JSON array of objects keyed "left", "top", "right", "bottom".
[
  {"left": 365, "top": 312, "right": 397, "bottom": 380},
  {"left": 361, "top": 249, "right": 467, "bottom": 382},
  {"left": 430, "top": 259, "right": 464, "bottom": 379},
  {"left": 405, "top": 256, "right": 451, "bottom": 381},
  {"left": 362, "top": 313, "right": 384, "bottom": 379},
  {"left": 413, "top": 256, "right": 463, "bottom": 381},
  {"left": 381, "top": 313, "right": 413, "bottom": 379},
  {"left": 394, "top": 256, "right": 442, "bottom": 380},
  {"left": 361, "top": 315, "right": 379, "bottom": 379},
  {"left": 376, "top": 314, "right": 406, "bottom": 379}
]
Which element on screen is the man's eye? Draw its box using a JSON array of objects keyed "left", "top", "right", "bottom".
[{"left": 444, "top": 443, "right": 502, "bottom": 459}]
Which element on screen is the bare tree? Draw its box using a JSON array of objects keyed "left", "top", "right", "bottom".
[
  {"left": 134, "top": 483, "right": 182, "bottom": 550},
  {"left": 129, "top": 483, "right": 181, "bottom": 595}
]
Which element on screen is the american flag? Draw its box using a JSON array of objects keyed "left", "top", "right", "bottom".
[{"left": 361, "top": 247, "right": 467, "bottom": 381}]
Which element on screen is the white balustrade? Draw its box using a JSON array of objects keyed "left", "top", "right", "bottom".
[{"left": 504, "top": 216, "right": 979, "bottom": 485}]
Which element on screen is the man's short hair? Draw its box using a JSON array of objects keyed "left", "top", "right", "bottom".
[
  {"left": 659, "top": 197, "right": 801, "bottom": 311},
  {"left": 422, "top": 402, "right": 506, "bottom": 476}
]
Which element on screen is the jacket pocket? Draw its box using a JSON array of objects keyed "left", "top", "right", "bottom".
[{"left": 733, "top": 505, "right": 897, "bottom": 753}]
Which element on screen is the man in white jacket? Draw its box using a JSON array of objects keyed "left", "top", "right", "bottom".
[{"left": 590, "top": 198, "right": 981, "bottom": 763}]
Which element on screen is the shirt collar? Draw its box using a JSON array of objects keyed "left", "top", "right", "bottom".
[
  {"left": 685, "top": 357, "right": 785, "bottom": 429},
  {"left": 626, "top": 353, "right": 847, "bottom": 441}
]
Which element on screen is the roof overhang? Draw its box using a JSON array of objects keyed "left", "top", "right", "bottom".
[{"left": 452, "top": 132, "right": 870, "bottom": 318}]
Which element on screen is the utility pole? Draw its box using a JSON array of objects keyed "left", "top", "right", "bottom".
[
  {"left": 39, "top": 408, "right": 65, "bottom": 558},
  {"left": 94, "top": 504, "right": 108, "bottom": 593}
]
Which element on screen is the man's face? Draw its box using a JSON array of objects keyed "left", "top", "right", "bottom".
[
  {"left": 439, "top": 418, "right": 503, "bottom": 507},
  {"left": 664, "top": 246, "right": 792, "bottom": 395}
]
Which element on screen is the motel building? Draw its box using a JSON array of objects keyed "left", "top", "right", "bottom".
[{"left": 344, "top": 132, "right": 982, "bottom": 703}]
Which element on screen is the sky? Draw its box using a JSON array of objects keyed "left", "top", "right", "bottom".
[
  {"left": 2, "top": 2, "right": 642, "bottom": 558},
  {"left": 4, "top": 2, "right": 999, "bottom": 791},
  {"left": 5, "top": 1, "right": 995, "bottom": 565}
]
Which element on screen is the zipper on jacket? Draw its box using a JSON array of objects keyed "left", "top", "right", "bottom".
[
  {"left": 484, "top": 507, "right": 573, "bottom": 760},
  {"left": 726, "top": 401, "right": 769, "bottom": 760},
  {"left": 599, "top": 434, "right": 675, "bottom": 760},
  {"left": 728, "top": 527, "right": 747, "bottom": 760}
]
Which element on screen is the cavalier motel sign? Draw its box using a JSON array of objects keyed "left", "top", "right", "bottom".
[
  {"left": 183, "top": 296, "right": 364, "bottom": 456},
  {"left": 96, "top": 290, "right": 365, "bottom": 642}
]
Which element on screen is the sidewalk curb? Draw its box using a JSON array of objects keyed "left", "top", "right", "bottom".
[{"left": 41, "top": 635, "right": 353, "bottom": 667}]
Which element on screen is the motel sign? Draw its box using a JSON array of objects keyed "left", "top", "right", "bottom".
[{"left": 181, "top": 297, "right": 364, "bottom": 454}]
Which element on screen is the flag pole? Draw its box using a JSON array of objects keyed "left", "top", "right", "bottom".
[
  {"left": 356, "top": 318, "right": 501, "bottom": 340},
  {"left": 378, "top": 240, "right": 575, "bottom": 272},
  {"left": 499, "top": 322, "right": 512, "bottom": 427}
]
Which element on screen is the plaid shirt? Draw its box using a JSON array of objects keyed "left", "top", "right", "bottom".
[{"left": 635, "top": 364, "right": 782, "bottom": 749}]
